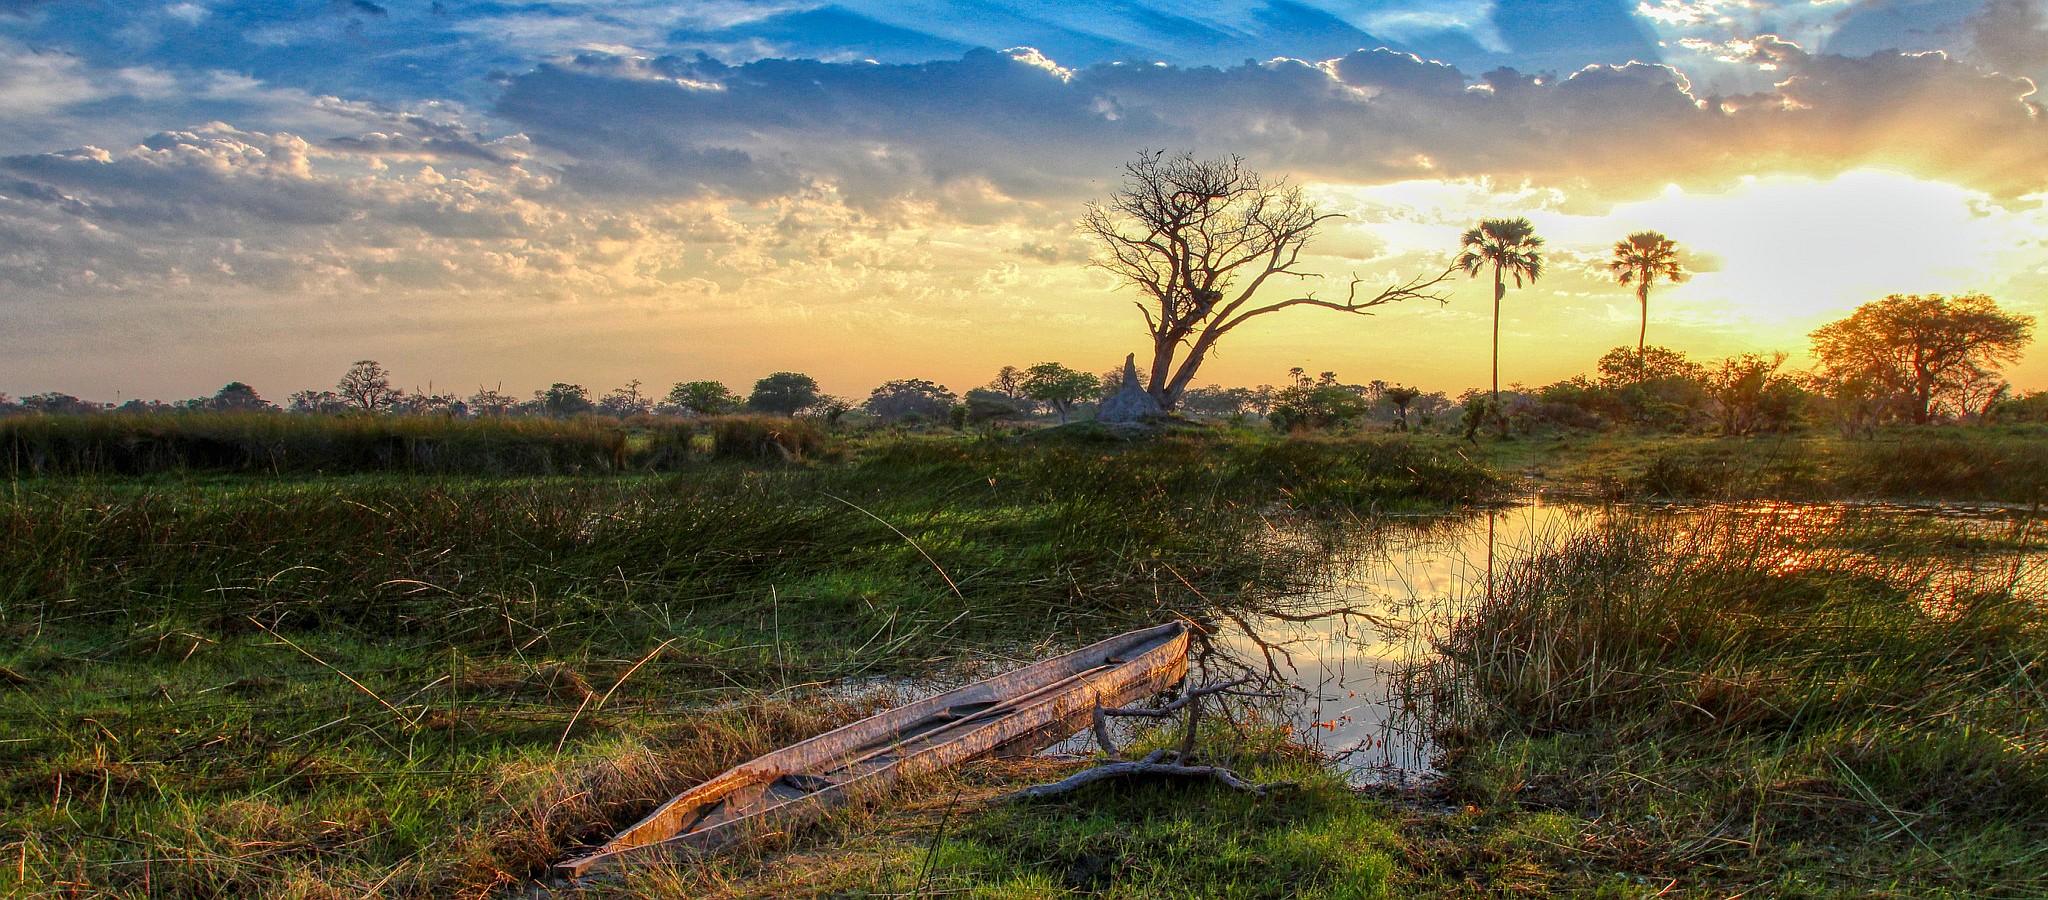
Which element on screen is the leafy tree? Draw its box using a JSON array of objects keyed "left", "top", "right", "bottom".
[
  {"left": 1269, "top": 370, "right": 1370, "bottom": 431},
  {"left": 1084, "top": 150, "right": 1451, "bottom": 410},
  {"left": 535, "top": 383, "right": 593, "bottom": 418},
  {"left": 1181, "top": 385, "right": 1257, "bottom": 418},
  {"left": 962, "top": 388, "right": 1024, "bottom": 426},
  {"left": 337, "top": 360, "right": 402, "bottom": 412},
  {"left": 1607, "top": 231, "right": 1685, "bottom": 356},
  {"left": 392, "top": 391, "right": 463, "bottom": 416},
  {"left": 1704, "top": 352, "right": 1804, "bottom": 435},
  {"left": 665, "top": 380, "right": 740, "bottom": 416},
  {"left": 465, "top": 387, "right": 519, "bottom": 417},
  {"left": 748, "top": 372, "right": 822, "bottom": 415},
  {"left": 864, "top": 378, "right": 958, "bottom": 422},
  {"left": 188, "top": 382, "right": 277, "bottom": 412},
  {"left": 22, "top": 393, "right": 101, "bottom": 415},
  {"left": 1991, "top": 390, "right": 2048, "bottom": 423},
  {"left": 1809, "top": 293, "right": 2034, "bottom": 425},
  {"left": 1593, "top": 346, "right": 1706, "bottom": 429},
  {"left": 1021, "top": 362, "right": 1098, "bottom": 423},
  {"left": 1381, "top": 384, "right": 1422, "bottom": 431},
  {"left": 1456, "top": 218, "right": 1544, "bottom": 415},
  {"left": 288, "top": 390, "right": 349, "bottom": 414},
  {"left": 597, "top": 380, "right": 652, "bottom": 418},
  {"left": 986, "top": 366, "right": 1028, "bottom": 401}
]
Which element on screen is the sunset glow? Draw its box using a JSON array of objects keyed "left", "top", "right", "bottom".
[{"left": 3, "top": 1, "right": 2046, "bottom": 401}]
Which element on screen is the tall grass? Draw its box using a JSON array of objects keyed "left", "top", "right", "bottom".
[
  {"left": 1607, "top": 428, "right": 2048, "bottom": 502},
  {"left": 1413, "top": 508, "right": 2048, "bottom": 894},
  {"left": 0, "top": 434, "right": 1506, "bottom": 898},
  {"left": 0, "top": 412, "right": 632, "bottom": 476}
]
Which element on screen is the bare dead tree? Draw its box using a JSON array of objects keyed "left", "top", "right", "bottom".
[{"left": 1083, "top": 150, "right": 1454, "bottom": 411}]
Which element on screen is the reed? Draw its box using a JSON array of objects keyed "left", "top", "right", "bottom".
[
  {"left": 0, "top": 412, "right": 632, "bottom": 476},
  {"left": 1413, "top": 507, "right": 2048, "bottom": 895}
]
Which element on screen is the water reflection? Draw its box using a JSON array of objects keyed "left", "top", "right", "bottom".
[
  {"left": 1202, "top": 501, "right": 1603, "bottom": 784},
  {"left": 1202, "top": 498, "right": 2047, "bottom": 785}
]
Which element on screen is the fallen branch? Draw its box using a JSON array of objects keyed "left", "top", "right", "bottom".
[
  {"left": 1003, "top": 756, "right": 1297, "bottom": 801},
  {"left": 1089, "top": 678, "right": 1280, "bottom": 759}
]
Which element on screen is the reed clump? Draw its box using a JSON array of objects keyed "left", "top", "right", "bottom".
[
  {"left": 0, "top": 412, "right": 632, "bottom": 476},
  {"left": 707, "top": 415, "right": 826, "bottom": 462},
  {"left": 1415, "top": 508, "right": 2048, "bottom": 895}
]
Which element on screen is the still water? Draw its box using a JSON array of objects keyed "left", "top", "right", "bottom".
[
  {"left": 1210, "top": 498, "right": 2047, "bottom": 785},
  {"left": 1208, "top": 500, "right": 1599, "bottom": 784}
]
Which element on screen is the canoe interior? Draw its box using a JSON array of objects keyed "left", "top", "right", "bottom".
[{"left": 558, "top": 622, "right": 1189, "bottom": 877}]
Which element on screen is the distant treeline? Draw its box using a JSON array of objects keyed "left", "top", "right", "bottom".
[{"left": 0, "top": 413, "right": 826, "bottom": 477}]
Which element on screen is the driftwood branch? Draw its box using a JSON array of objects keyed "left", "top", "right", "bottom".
[{"left": 1089, "top": 679, "right": 1274, "bottom": 759}]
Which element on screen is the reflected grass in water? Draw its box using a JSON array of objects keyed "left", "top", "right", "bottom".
[{"left": 1410, "top": 505, "right": 2048, "bottom": 895}]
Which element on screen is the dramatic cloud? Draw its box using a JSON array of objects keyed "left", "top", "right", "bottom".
[{"left": 494, "top": 41, "right": 2048, "bottom": 213}]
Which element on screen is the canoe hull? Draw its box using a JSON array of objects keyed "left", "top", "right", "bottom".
[{"left": 558, "top": 623, "right": 1188, "bottom": 877}]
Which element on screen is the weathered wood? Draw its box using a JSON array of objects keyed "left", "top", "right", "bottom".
[{"left": 556, "top": 622, "right": 1189, "bottom": 878}]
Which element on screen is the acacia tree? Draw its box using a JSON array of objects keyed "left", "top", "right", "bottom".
[
  {"left": 665, "top": 380, "right": 740, "bottom": 416},
  {"left": 1809, "top": 293, "right": 2034, "bottom": 425},
  {"left": 1456, "top": 218, "right": 1544, "bottom": 413},
  {"left": 747, "top": 372, "right": 822, "bottom": 415},
  {"left": 1021, "top": 362, "right": 1097, "bottom": 423},
  {"left": 1608, "top": 231, "right": 1684, "bottom": 356},
  {"left": 1084, "top": 150, "right": 1452, "bottom": 411},
  {"left": 337, "top": 360, "right": 401, "bottom": 412}
]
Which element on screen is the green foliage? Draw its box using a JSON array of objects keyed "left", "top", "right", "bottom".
[
  {"left": 746, "top": 371, "right": 823, "bottom": 415},
  {"left": 1810, "top": 293, "right": 2035, "bottom": 425},
  {"left": 535, "top": 382, "right": 594, "bottom": 418},
  {"left": 864, "top": 378, "right": 959, "bottom": 422},
  {"left": 0, "top": 412, "right": 630, "bottom": 476},
  {"left": 1021, "top": 362, "right": 1098, "bottom": 423},
  {"left": 708, "top": 414, "right": 827, "bottom": 462},
  {"left": 665, "top": 380, "right": 741, "bottom": 416}
]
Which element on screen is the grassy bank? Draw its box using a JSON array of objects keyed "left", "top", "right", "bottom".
[
  {"left": 1467, "top": 427, "right": 2048, "bottom": 504},
  {"left": 1414, "top": 508, "right": 2048, "bottom": 896},
  {"left": 0, "top": 433, "right": 1503, "bottom": 898}
]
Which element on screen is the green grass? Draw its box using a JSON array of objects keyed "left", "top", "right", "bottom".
[
  {"left": 0, "top": 432, "right": 1505, "bottom": 898},
  {"left": 1412, "top": 508, "right": 2048, "bottom": 897},
  {"left": 1488, "top": 427, "right": 2048, "bottom": 503}
]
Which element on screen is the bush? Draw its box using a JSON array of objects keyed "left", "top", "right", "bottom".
[
  {"left": 708, "top": 415, "right": 825, "bottom": 462},
  {"left": 639, "top": 420, "right": 697, "bottom": 470}
]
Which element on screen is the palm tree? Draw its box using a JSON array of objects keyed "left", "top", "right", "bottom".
[
  {"left": 1608, "top": 231, "right": 1685, "bottom": 357},
  {"left": 1456, "top": 218, "right": 1544, "bottom": 411}
]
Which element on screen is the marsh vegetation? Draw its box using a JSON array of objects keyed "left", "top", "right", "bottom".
[{"left": 1, "top": 425, "right": 2043, "bottom": 898}]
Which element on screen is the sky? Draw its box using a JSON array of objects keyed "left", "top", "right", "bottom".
[{"left": 4, "top": 0, "right": 2048, "bottom": 403}]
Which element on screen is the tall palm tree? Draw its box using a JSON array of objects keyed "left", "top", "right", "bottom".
[
  {"left": 1608, "top": 231, "right": 1684, "bottom": 356},
  {"left": 1456, "top": 218, "right": 1544, "bottom": 410}
]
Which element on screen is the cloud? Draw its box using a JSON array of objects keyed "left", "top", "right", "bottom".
[
  {"left": 491, "top": 41, "right": 2048, "bottom": 215},
  {"left": 1968, "top": 0, "right": 2048, "bottom": 76}
]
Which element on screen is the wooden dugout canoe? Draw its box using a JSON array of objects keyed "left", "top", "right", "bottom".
[{"left": 557, "top": 622, "right": 1190, "bottom": 878}]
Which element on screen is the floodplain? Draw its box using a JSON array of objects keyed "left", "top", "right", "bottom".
[{"left": 2, "top": 424, "right": 2043, "bottom": 898}]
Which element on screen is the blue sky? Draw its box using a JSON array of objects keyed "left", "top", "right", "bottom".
[{"left": 4, "top": 0, "right": 2047, "bottom": 400}]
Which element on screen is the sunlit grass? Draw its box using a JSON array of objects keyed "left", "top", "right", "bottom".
[
  {"left": 0, "top": 433, "right": 1503, "bottom": 897},
  {"left": 1412, "top": 508, "right": 2048, "bottom": 896}
]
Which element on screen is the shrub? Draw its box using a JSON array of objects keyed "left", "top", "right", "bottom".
[{"left": 708, "top": 415, "right": 825, "bottom": 462}]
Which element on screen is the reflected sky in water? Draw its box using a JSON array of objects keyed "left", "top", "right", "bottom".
[{"left": 1209, "top": 499, "right": 2048, "bottom": 785}]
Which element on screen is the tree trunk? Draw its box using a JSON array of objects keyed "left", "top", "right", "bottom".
[
  {"left": 1149, "top": 334, "right": 1178, "bottom": 410},
  {"left": 1638, "top": 285, "right": 1649, "bottom": 357},
  {"left": 1492, "top": 269, "right": 1506, "bottom": 438}
]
